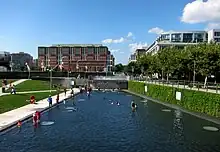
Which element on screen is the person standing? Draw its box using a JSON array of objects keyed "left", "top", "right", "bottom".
[
  {"left": 64, "top": 88, "right": 67, "bottom": 96},
  {"left": 56, "top": 94, "right": 59, "bottom": 104},
  {"left": 48, "top": 95, "right": 52, "bottom": 107}
]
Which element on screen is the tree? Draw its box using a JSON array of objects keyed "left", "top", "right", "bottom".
[{"left": 114, "top": 63, "right": 124, "bottom": 73}]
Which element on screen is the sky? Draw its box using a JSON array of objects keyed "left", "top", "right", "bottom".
[{"left": 0, "top": 0, "right": 220, "bottom": 64}]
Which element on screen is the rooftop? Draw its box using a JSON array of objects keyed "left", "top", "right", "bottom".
[{"left": 51, "top": 44, "right": 103, "bottom": 47}]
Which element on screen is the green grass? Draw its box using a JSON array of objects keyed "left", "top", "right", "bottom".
[
  {"left": 0, "top": 91, "right": 59, "bottom": 114},
  {"left": 0, "top": 79, "right": 17, "bottom": 87},
  {"left": 13, "top": 80, "right": 52, "bottom": 92}
]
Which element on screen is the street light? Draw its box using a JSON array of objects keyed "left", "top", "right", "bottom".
[
  {"left": 25, "top": 62, "right": 31, "bottom": 79},
  {"left": 193, "top": 60, "right": 196, "bottom": 87}
]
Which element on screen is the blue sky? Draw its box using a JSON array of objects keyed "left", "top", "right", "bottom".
[{"left": 0, "top": 0, "right": 219, "bottom": 64}]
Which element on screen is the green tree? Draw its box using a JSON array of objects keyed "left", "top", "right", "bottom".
[{"left": 114, "top": 63, "right": 124, "bottom": 73}]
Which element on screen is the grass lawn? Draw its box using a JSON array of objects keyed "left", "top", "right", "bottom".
[
  {"left": 0, "top": 79, "right": 18, "bottom": 87},
  {"left": 12, "top": 80, "right": 63, "bottom": 92},
  {"left": 0, "top": 91, "right": 59, "bottom": 114}
]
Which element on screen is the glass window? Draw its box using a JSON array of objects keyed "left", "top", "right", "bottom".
[
  {"left": 87, "top": 47, "right": 94, "bottom": 55},
  {"left": 38, "top": 48, "right": 45, "bottom": 55},
  {"left": 61, "top": 47, "right": 70, "bottom": 55},
  {"left": 75, "top": 48, "right": 81, "bottom": 56},
  {"left": 49, "top": 47, "right": 57, "bottom": 56},
  {"left": 214, "top": 32, "right": 220, "bottom": 36}
]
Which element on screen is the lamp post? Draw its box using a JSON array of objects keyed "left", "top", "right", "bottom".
[
  {"left": 25, "top": 62, "right": 31, "bottom": 79},
  {"left": 193, "top": 60, "right": 196, "bottom": 87},
  {"left": 10, "top": 55, "right": 13, "bottom": 72},
  {"left": 84, "top": 66, "right": 88, "bottom": 78},
  {"left": 131, "top": 66, "right": 134, "bottom": 78}
]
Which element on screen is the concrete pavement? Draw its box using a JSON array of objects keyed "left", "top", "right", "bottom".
[
  {"left": 0, "top": 79, "right": 28, "bottom": 95},
  {"left": 0, "top": 88, "right": 80, "bottom": 132},
  {"left": 0, "top": 90, "right": 58, "bottom": 96}
]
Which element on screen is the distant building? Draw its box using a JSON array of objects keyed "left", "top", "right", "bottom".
[
  {"left": 38, "top": 44, "right": 115, "bottom": 72},
  {"left": 146, "top": 30, "right": 208, "bottom": 54},
  {"left": 11, "top": 52, "right": 33, "bottom": 71},
  {"left": 129, "top": 53, "right": 137, "bottom": 63},
  {"left": 0, "top": 51, "right": 11, "bottom": 71},
  {"left": 128, "top": 48, "right": 147, "bottom": 63},
  {"left": 146, "top": 29, "right": 220, "bottom": 54},
  {"left": 208, "top": 29, "right": 220, "bottom": 42}
]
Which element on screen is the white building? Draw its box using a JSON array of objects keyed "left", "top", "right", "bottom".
[
  {"left": 147, "top": 30, "right": 208, "bottom": 54},
  {"left": 128, "top": 53, "right": 136, "bottom": 63},
  {"left": 208, "top": 29, "right": 220, "bottom": 43}
]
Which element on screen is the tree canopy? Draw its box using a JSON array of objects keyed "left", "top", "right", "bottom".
[{"left": 128, "top": 43, "right": 220, "bottom": 82}]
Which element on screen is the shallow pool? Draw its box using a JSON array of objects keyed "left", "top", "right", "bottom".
[{"left": 0, "top": 91, "right": 220, "bottom": 152}]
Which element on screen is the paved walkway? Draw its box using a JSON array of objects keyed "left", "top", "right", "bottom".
[
  {"left": 146, "top": 81, "right": 220, "bottom": 94},
  {"left": 0, "top": 88, "right": 80, "bottom": 132},
  {"left": 0, "top": 79, "right": 28, "bottom": 95},
  {"left": 0, "top": 90, "right": 58, "bottom": 96}
]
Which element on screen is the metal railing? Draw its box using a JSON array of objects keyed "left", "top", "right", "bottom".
[{"left": 145, "top": 79, "right": 220, "bottom": 94}]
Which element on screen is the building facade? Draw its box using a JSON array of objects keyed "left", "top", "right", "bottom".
[
  {"left": 38, "top": 44, "right": 115, "bottom": 72},
  {"left": 0, "top": 51, "right": 11, "bottom": 71},
  {"left": 146, "top": 29, "right": 220, "bottom": 54},
  {"left": 146, "top": 31, "right": 208, "bottom": 54},
  {"left": 208, "top": 29, "right": 220, "bottom": 42},
  {"left": 129, "top": 53, "right": 137, "bottom": 63},
  {"left": 11, "top": 52, "right": 33, "bottom": 71},
  {"left": 128, "top": 48, "right": 147, "bottom": 63}
]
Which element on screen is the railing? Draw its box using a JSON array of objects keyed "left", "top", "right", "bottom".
[
  {"left": 145, "top": 79, "right": 220, "bottom": 93},
  {"left": 93, "top": 76, "right": 129, "bottom": 80}
]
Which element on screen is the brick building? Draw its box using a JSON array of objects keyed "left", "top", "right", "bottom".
[{"left": 38, "top": 44, "right": 114, "bottom": 72}]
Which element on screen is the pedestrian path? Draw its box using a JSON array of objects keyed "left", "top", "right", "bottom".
[
  {"left": 0, "top": 90, "right": 58, "bottom": 96},
  {"left": 0, "top": 79, "right": 28, "bottom": 95},
  {"left": 146, "top": 81, "right": 220, "bottom": 94},
  {"left": 0, "top": 88, "right": 80, "bottom": 132}
]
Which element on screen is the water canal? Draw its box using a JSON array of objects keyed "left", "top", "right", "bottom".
[{"left": 0, "top": 91, "right": 220, "bottom": 152}]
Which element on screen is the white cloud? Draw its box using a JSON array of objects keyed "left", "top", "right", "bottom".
[
  {"left": 119, "top": 51, "right": 124, "bottom": 54},
  {"left": 110, "top": 49, "right": 120, "bottom": 53},
  {"left": 102, "top": 37, "right": 125, "bottom": 44},
  {"left": 101, "top": 32, "right": 133, "bottom": 44},
  {"left": 205, "top": 22, "right": 220, "bottom": 30},
  {"left": 148, "top": 27, "right": 164, "bottom": 35},
  {"left": 129, "top": 42, "right": 148, "bottom": 52},
  {"left": 181, "top": 0, "right": 220, "bottom": 24},
  {"left": 127, "top": 32, "right": 133, "bottom": 38}
]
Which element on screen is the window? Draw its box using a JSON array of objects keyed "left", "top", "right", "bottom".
[
  {"left": 38, "top": 48, "right": 45, "bottom": 55},
  {"left": 49, "top": 47, "right": 57, "bottom": 56},
  {"left": 171, "top": 34, "right": 181, "bottom": 42},
  {"left": 75, "top": 48, "right": 81, "bottom": 56},
  {"left": 61, "top": 47, "right": 70, "bottom": 56},
  {"left": 214, "top": 32, "right": 220, "bottom": 37},
  {"left": 87, "top": 47, "right": 94, "bottom": 55}
]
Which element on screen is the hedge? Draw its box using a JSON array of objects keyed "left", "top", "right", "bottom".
[{"left": 128, "top": 81, "right": 220, "bottom": 117}]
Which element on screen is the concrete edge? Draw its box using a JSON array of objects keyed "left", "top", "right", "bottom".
[
  {"left": 123, "top": 89, "right": 220, "bottom": 125},
  {"left": 0, "top": 91, "right": 80, "bottom": 134}
]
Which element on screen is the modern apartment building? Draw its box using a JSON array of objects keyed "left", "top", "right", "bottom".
[
  {"left": 128, "top": 48, "right": 147, "bottom": 63},
  {"left": 208, "top": 29, "right": 220, "bottom": 42},
  {"left": 146, "top": 31, "right": 208, "bottom": 54},
  {"left": 11, "top": 52, "right": 33, "bottom": 71},
  {"left": 146, "top": 29, "right": 220, "bottom": 54},
  {"left": 38, "top": 44, "right": 115, "bottom": 72}
]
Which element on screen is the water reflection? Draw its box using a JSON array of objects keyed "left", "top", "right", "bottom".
[{"left": 173, "top": 109, "right": 184, "bottom": 141}]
